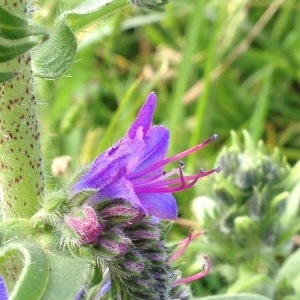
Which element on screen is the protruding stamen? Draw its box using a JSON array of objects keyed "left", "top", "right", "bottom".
[
  {"left": 216, "top": 165, "right": 222, "bottom": 173},
  {"left": 130, "top": 135, "right": 218, "bottom": 180},
  {"left": 172, "top": 255, "right": 211, "bottom": 286},
  {"left": 169, "top": 230, "right": 206, "bottom": 262},
  {"left": 134, "top": 167, "right": 220, "bottom": 194}
]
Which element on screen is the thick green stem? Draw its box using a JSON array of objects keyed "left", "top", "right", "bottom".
[{"left": 0, "top": 2, "right": 44, "bottom": 219}]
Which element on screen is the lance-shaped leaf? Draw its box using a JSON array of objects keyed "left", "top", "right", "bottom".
[
  {"left": 0, "top": 7, "right": 48, "bottom": 40},
  {"left": 32, "top": 18, "right": 77, "bottom": 79},
  {"left": 64, "top": 0, "right": 128, "bottom": 32},
  {"left": 0, "top": 42, "right": 38, "bottom": 63}
]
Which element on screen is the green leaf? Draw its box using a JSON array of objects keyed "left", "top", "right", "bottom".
[
  {"left": 0, "top": 42, "right": 38, "bottom": 62},
  {"left": 0, "top": 241, "right": 49, "bottom": 300},
  {"left": 0, "top": 72, "right": 17, "bottom": 83},
  {"left": 64, "top": 0, "right": 128, "bottom": 32},
  {"left": 0, "top": 7, "right": 48, "bottom": 40},
  {"left": 32, "top": 18, "right": 77, "bottom": 79},
  {"left": 41, "top": 252, "right": 92, "bottom": 300},
  {"left": 197, "top": 294, "right": 271, "bottom": 300},
  {"left": 0, "top": 6, "right": 26, "bottom": 27}
]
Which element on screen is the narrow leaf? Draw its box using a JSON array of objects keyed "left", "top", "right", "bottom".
[
  {"left": 0, "top": 7, "right": 48, "bottom": 40},
  {"left": 0, "top": 42, "right": 37, "bottom": 62},
  {"left": 64, "top": 0, "right": 128, "bottom": 32},
  {"left": 0, "top": 6, "right": 26, "bottom": 27}
]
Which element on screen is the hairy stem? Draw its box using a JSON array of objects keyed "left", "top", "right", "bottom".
[{"left": 0, "top": 1, "right": 44, "bottom": 219}]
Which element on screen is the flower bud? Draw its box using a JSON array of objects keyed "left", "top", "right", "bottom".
[
  {"left": 120, "top": 250, "right": 145, "bottom": 275},
  {"left": 97, "top": 228, "right": 129, "bottom": 258},
  {"left": 65, "top": 206, "right": 104, "bottom": 245},
  {"left": 125, "top": 218, "right": 161, "bottom": 248},
  {"left": 98, "top": 199, "right": 143, "bottom": 227}
]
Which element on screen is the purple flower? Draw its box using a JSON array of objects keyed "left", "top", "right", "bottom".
[
  {"left": 0, "top": 276, "right": 8, "bottom": 300},
  {"left": 71, "top": 92, "right": 219, "bottom": 220}
]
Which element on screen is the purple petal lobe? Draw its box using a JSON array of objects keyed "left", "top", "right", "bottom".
[
  {"left": 131, "top": 126, "right": 169, "bottom": 179},
  {"left": 128, "top": 92, "right": 156, "bottom": 139},
  {"left": 88, "top": 177, "right": 143, "bottom": 210},
  {"left": 0, "top": 276, "right": 8, "bottom": 300},
  {"left": 72, "top": 135, "right": 144, "bottom": 196},
  {"left": 138, "top": 193, "right": 178, "bottom": 219}
]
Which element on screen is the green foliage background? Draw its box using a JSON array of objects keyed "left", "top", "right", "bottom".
[{"left": 34, "top": 0, "right": 300, "bottom": 298}]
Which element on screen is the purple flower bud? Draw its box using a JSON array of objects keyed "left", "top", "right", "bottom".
[
  {"left": 65, "top": 206, "right": 104, "bottom": 245},
  {"left": 99, "top": 199, "right": 143, "bottom": 227},
  {"left": 141, "top": 249, "right": 167, "bottom": 262},
  {"left": 122, "top": 260, "right": 145, "bottom": 274},
  {"left": 97, "top": 228, "right": 129, "bottom": 257}
]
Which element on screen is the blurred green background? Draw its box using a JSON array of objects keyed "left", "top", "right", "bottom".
[{"left": 34, "top": 0, "right": 300, "bottom": 298}]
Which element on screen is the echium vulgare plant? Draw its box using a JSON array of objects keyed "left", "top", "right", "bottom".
[
  {"left": 0, "top": 1, "right": 221, "bottom": 291},
  {"left": 32, "top": 92, "right": 219, "bottom": 299},
  {"left": 0, "top": 91, "right": 220, "bottom": 298}
]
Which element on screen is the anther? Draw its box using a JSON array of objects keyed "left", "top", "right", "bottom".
[{"left": 212, "top": 134, "right": 218, "bottom": 141}]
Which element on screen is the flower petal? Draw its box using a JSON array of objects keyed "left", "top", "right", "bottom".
[
  {"left": 130, "top": 126, "right": 169, "bottom": 180},
  {"left": 0, "top": 276, "right": 8, "bottom": 300},
  {"left": 71, "top": 135, "right": 144, "bottom": 196},
  {"left": 87, "top": 177, "right": 143, "bottom": 210},
  {"left": 138, "top": 193, "right": 178, "bottom": 219},
  {"left": 128, "top": 92, "right": 156, "bottom": 139}
]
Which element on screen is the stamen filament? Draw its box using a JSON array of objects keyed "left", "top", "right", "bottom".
[
  {"left": 130, "top": 134, "right": 218, "bottom": 180},
  {"left": 134, "top": 167, "right": 220, "bottom": 193},
  {"left": 169, "top": 230, "right": 206, "bottom": 262},
  {"left": 172, "top": 255, "right": 211, "bottom": 286},
  {"left": 132, "top": 169, "right": 179, "bottom": 185}
]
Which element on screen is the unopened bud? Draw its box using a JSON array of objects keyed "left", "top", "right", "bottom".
[
  {"left": 97, "top": 228, "right": 129, "bottom": 258},
  {"left": 65, "top": 206, "right": 103, "bottom": 245},
  {"left": 99, "top": 199, "right": 143, "bottom": 227}
]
